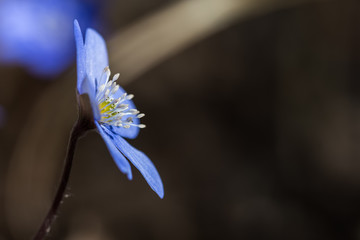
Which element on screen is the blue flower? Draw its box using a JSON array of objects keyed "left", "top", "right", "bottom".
[
  {"left": 0, "top": 0, "right": 99, "bottom": 77},
  {"left": 74, "top": 20, "right": 164, "bottom": 198}
]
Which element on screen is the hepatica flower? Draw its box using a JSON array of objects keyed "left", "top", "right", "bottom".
[
  {"left": 74, "top": 20, "right": 164, "bottom": 198},
  {"left": 33, "top": 18, "right": 164, "bottom": 240}
]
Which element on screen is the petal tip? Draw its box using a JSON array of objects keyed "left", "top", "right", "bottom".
[
  {"left": 127, "top": 171, "right": 133, "bottom": 180},
  {"left": 74, "top": 19, "right": 79, "bottom": 27},
  {"left": 157, "top": 189, "right": 164, "bottom": 199},
  {"left": 151, "top": 180, "right": 164, "bottom": 199},
  {"left": 73, "top": 19, "right": 83, "bottom": 42},
  {"left": 85, "top": 28, "right": 106, "bottom": 45}
]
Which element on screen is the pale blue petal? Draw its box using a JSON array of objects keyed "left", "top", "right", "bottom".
[
  {"left": 96, "top": 122, "right": 132, "bottom": 180},
  {"left": 84, "top": 28, "right": 108, "bottom": 90},
  {"left": 102, "top": 126, "right": 164, "bottom": 198},
  {"left": 74, "top": 19, "right": 86, "bottom": 92}
]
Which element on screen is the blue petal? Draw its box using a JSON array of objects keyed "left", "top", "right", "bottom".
[
  {"left": 84, "top": 28, "right": 108, "bottom": 90},
  {"left": 107, "top": 124, "right": 140, "bottom": 140},
  {"left": 96, "top": 122, "right": 132, "bottom": 180},
  {"left": 74, "top": 19, "right": 86, "bottom": 93},
  {"left": 102, "top": 126, "right": 164, "bottom": 198},
  {"left": 110, "top": 86, "right": 140, "bottom": 139}
]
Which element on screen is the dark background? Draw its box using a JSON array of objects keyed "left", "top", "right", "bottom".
[{"left": 1, "top": 0, "right": 360, "bottom": 239}]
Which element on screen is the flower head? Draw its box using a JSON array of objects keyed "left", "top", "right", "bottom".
[
  {"left": 74, "top": 20, "right": 164, "bottom": 198},
  {"left": 0, "top": 0, "right": 99, "bottom": 77}
]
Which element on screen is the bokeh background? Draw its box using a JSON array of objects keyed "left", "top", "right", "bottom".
[{"left": 1, "top": 0, "right": 360, "bottom": 239}]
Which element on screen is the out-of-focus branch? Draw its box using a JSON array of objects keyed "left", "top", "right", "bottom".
[
  {"left": 108, "top": 0, "right": 326, "bottom": 84},
  {"left": 108, "top": 0, "right": 250, "bottom": 83},
  {"left": 5, "top": 0, "right": 327, "bottom": 238}
]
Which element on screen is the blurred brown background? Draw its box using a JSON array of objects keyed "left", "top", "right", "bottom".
[{"left": 1, "top": 0, "right": 360, "bottom": 239}]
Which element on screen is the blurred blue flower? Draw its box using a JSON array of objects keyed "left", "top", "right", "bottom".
[
  {"left": 74, "top": 20, "right": 164, "bottom": 198},
  {"left": 0, "top": 0, "right": 99, "bottom": 77}
]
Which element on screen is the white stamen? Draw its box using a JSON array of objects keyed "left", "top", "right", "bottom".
[
  {"left": 104, "top": 89, "right": 110, "bottom": 98},
  {"left": 98, "top": 84, "right": 105, "bottom": 92},
  {"left": 96, "top": 67, "right": 146, "bottom": 129},
  {"left": 112, "top": 73, "right": 120, "bottom": 81},
  {"left": 126, "top": 94, "right": 134, "bottom": 100},
  {"left": 111, "top": 85, "right": 119, "bottom": 94}
]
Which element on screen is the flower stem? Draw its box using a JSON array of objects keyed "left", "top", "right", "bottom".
[
  {"left": 32, "top": 93, "right": 94, "bottom": 240},
  {"left": 32, "top": 120, "right": 86, "bottom": 240}
]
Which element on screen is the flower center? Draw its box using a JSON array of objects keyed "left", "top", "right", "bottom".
[{"left": 95, "top": 67, "right": 145, "bottom": 129}]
